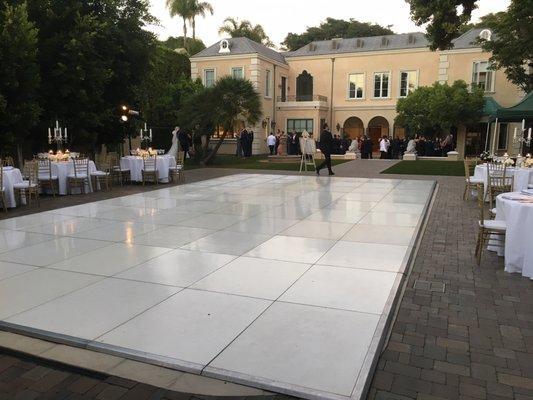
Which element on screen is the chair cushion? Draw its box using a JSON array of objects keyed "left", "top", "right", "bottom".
[
  {"left": 468, "top": 177, "right": 484, "bottom": 184},
  {"left": 113, "top": 167, "right": 130, "bottom": 172},
  {"left": 479, "top": 219, "right": 506, "bottom": 230},
  {"left": 91, "top": 171, "right": 110, "bottom": 176},
  {"left": 39, "top": 175, "right": 58, "bottom": 180},
  {"left": 529, "top": 184, "right": 533, "bottom": 189},
  {"left": 67, "top": 174, "right": 88, "bottom": 179},
  {"left": 13, "top": 181, "right": 37, "bottom": 189},
  {"left": 490, "top": 208, "right": 497, "bottom": 216},
  {"left": 143, "top": 168, "right": 157, "bottom": 172}
]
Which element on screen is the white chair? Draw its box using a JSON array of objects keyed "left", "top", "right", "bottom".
[
  {"left": 37, "top": 159, "right": 59, "bottom": 197},
  {"left": 14, "top": 161, "right": 40, "bottom": 206},
  {"left": 475, "top": 189, "right": 506, "bottom": 266},
  {"left": 67, "top": 158, "right": 89, "bottom": 194}
]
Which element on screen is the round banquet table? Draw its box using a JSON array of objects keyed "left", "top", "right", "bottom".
[
  {"left": 49, "top": 160, "right": 97, "bottom": 195},
  {"left": 120, "top": 155, "right": 176, "bottom": 183},
  {"left": 2, "top": 167, "right": 23, "bottom": 208},
  {"left": 473, "top": 164, "right": 533, "bottom": 197},
  {"left": 494, "top": 193, "right": 533, "bottom": 279}
]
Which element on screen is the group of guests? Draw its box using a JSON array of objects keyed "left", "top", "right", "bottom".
[
  {"left": 266, "top": 130, "right": 302, "bottom": 156},
  {"left": 413, "top": 134, "right": 454, "bottom": 157},
  {"left": 235, "top": 128, "right": 254, "bottom": 157}
]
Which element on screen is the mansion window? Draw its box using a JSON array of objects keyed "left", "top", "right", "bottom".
[
  {"left": 231, "top": 67, "right": 244, "bottom": 79},
  {"left": 472, "top": 61, "right": 495, "bottom": 92},
  {"left": 400, "top": 71, "right": 417, "bottom": 97},
  {"left": 348, "top": 73, "right": 364, "bottom": 99},
  {"left": 287, "top": 119, "right": 313, "bottom": 135},
  {"left": 373, "top": 72, "right": 390, "bottom": 98},
  {"left": 265, "top": 69, "right": 271, "bottom": 97},
  {"left": 204, "top": 69, "right": 215, "bottom": 87}
]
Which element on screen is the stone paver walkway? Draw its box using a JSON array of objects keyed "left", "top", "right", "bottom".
[{"left": 1, "top": 159, "right": 533, "bottom": 400}]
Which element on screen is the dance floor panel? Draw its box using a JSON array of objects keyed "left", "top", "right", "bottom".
[{"left": 0, "top": 174, "right": 435, "bottom": 400}]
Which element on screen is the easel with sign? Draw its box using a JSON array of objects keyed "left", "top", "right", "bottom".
[{"left": 299, "top": 135, "right": 317, "bottom": 172}]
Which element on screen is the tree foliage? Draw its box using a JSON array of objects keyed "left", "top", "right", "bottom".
[
  {"left": 0, "top": 1, "right": 41, "bottom": 161},
  {"left": 406, "top": 0, "right": 478, "bottom": 50},
  {"left": 479, "top": 1, "right": 533, "bottom": 92},
  {"left": 395, "top": 81, "right": 484, "bottom": 136},
  {"left": 218, "top": 17, "right": 273, "bottom": 47},
  {"left": 282, "top": 18, "right": 394, "bottom": 51},
  {"left": 163, "top": 35, "right": 205, "bottom": 55}
]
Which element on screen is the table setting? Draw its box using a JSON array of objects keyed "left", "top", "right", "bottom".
[
  {"left": 120, "top": 152, "right": 176, "bottom": 183},
  {"left": 492, "top": 189, "right": 533, "bottom": 278},
  {"left": 474, "top": 153, "right": 533, "bottom": 197}
]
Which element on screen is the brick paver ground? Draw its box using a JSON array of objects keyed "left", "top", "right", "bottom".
[{"left": 1, "top": 160, "right": 533, "bottom": 400}]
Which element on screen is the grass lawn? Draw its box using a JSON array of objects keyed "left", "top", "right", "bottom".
[
  {"left": 186, "top": 155, "right": 350, "bottom": 171},
  {"left": 381, "top": 160, "right": 464, "bottom": 176}
]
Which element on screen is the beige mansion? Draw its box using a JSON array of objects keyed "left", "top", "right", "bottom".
[{"left": 191, "top": 29, "right": 525, "bottom": 157}]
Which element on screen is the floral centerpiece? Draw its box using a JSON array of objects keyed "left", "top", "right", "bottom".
[
  {"left": 524, "top": 155, "right": 533, "bottom": 168},
  {"left": 479, "top": 151, "right": 493, "bottom": 162}
]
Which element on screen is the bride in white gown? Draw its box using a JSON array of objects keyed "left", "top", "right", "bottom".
[{"left": 167, "top": 127, "right": 179, "bottom": 158}]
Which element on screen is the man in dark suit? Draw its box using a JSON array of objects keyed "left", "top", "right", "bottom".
[
  {"left": 177, "top": 127, "right": 190, "bottom": 160},
  {"left": 316, "top": 124, "right": 334, "bottom": 176}
]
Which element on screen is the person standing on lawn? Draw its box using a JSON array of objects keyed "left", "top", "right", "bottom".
[
  {"left": 267, "top": 132, "right": 276, "bottom": 155},
  {"left": 316, "top": 124, "right": 334, "bottom": 176}
]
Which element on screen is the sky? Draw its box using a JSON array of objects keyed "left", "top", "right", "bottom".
[{"left": 147, "top": 0, "right": 511, "bottom": 48}]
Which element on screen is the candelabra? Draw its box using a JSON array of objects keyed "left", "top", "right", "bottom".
[
  {"left": 139, "top": 123, "right": 153, "bottom": 148},
  {"left": 512, "top": 120, "right": 532, "bottom": 155},
  {"left": 48, "top": 120, "right": 68, "bottom": 151}
]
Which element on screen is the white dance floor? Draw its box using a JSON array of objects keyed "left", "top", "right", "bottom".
[{"left": 0, "top": 174, "right": 434, "bottom": 400}]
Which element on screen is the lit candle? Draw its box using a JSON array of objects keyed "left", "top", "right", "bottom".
[
  {"left": 528, "top": 127, "right": 532, "bottom": 141},
  {"left": 48, "top": 128, "right": 52, "bottom": 143},
  {"left": 522, "top": 119, "right": 526, "bottom": 131},
  {"left": 140, "top": 128, "right": 143, "bottom": 136},
  {"left": 514, "top": 127, "right": 517, "bottom": 142},
  {"left": 64, "top": 127, "right": 67, "bottom": 141},
  {"left": 149, "top": 128, "right": 152, "bottom": 141},
  {"left": 144, "top": 123, "right": 147, "bottom": 131},
  {"left": 56, "top": 120, "right": 59, "bottom": 129}
]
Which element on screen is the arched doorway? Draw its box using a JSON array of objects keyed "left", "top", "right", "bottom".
[
  {"left": 368, "top": 116, "right": 390, "bottom": 153},
  {"left": 296, "top": 71, "right": 313, "bottom": 101},
  {"left": 343, "top": 117, "right": 364, "bottom": 139}
]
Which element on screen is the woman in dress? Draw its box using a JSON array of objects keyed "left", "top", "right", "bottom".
[{"left": 167, "top": 127, "right": 179, "bottom": 159}]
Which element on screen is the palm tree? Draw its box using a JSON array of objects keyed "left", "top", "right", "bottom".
[
  {"left": 218, "top": 17, "right": 274, "bottom": 47},
  {"left": 166, "top": 0, "right": 193, "bottom": 50},
  {"left": 189, "top": 0, "right": 213, "bottom": 40}
]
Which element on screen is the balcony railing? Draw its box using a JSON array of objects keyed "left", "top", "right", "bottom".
[{"left": 276, "top": 94, "right": 328, "bottom": 102}]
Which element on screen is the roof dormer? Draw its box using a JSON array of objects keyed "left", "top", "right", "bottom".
[
  {"left": 479, "top": 29, "right": 492, "bottom": 41},
  {"left": 219, "top": 39, "right": 230, "bottom": 53}
]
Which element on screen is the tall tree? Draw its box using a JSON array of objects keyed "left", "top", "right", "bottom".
[
  {"left": 201, "top": 77, "right": 261, "bottom": 164},
  {"left": 163, "top": 35, "right": 205, "bottom": 55},
  {"left": 0, "top": 1, "right": 41, "bottom": 164},
  {"left": 219, "top": 17, "right": 274, "bottom": 47},
  {"left": 479, "top": 1, "right": 533, "bottom": 92},
  {"left": 189, "top": 0, "right": 212, "bottom": 40},
  {"left": 395, "top": 80, "right": 484, "bottom": 136},
  {"left": 166, "top": 0, "right": 193, "bottom": 51},
  {"left": 282, "top": 18, "right": 394, "bottom": 51},
  {"left": 405, "top": 0, "right": 478, "bottom": 50}
]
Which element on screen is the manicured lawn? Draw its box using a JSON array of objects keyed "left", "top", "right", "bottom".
[
  {"left": 381, "top": 160, "right": 464, "bottom": 176},
  {"left": 187, "top": 155, "right": 350, "bottom": 171}
]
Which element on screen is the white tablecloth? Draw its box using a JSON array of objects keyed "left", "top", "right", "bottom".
[
  {"left": 120, "top": 155, "right": 176, "bottom": 183},
  {"left": 474, "top": 164, "right": 533, "bottom": 197},
  {"left": 2, "top": 167, "right": 23, "bottom": 208},
  {"left": 495, "top": 193, "right": 533, "bottom": 279},
  {"left": 49, "top": 161, "right": 97, "bottom": 195}
]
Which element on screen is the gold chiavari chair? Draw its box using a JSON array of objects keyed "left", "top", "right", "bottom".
[
  {"left": 463, "top": 157, "right": 483, "bottom": 201},
  {"left": 0, "top": 163, "right": 8, "bottom": 212},
  {"left": 90, "top": 158, "right": 112, "bottom": 191},
  {"left": 37, "top": 159, "right": 59, "bottom": 197},
  {"left": 142, "top": 155, "right": 158, "bottom": 185},
  {"left": 486, "top": 162, "right": 513, "bottom": 218},
  {"left": 13, "top": 161, "right": 40, "bottom": 206},
  {"left": 2, "top": 156, "right": 14, "bottom": 167},
  {"left": 109, "top": 153, "right": 130, "bottom": 186},
  {"left": 169, "top": 152, "right": 184, "bottom": 183},
  {"left": 67, "top": 158, "right": 89, "bottom": 195},
  {"left": 475, "top": 188, "right": 506, "bottom": 266}
]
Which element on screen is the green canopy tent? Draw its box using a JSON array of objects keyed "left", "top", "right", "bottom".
[{"left": 482, "top": 93, "right": 533, "bottom": 153}]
